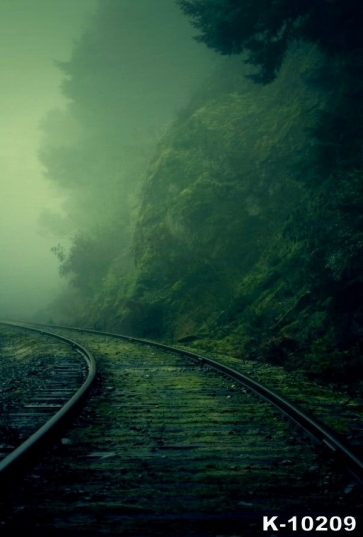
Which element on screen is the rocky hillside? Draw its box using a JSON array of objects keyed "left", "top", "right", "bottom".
[{"left": 48, "top": 41, "right": 363, "bottom": 389}]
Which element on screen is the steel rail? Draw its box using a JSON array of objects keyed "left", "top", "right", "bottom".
[
  {"left": 17, "top": 320, "right": 363, "bottom": 485},
  {"left": 0, "top": 321, "right": 96, "bottom": 481}
]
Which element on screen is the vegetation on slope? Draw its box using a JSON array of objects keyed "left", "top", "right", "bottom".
[
  {"left": 92, "top": 45, "right": 362, "bottom": 387},
  {"left": 45, "top": 1, "right": 363, "bottom": 388}
]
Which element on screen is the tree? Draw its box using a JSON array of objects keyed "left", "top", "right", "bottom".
[
  {"left": 177, "top": 0, "right": 363, "bottom": 82},
  {"left": 51, "top": 230, "right": 124, "bottom": 294}
]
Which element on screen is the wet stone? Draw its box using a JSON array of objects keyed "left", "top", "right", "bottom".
[
  {"left": 61, "top": 438, "right": 75, "bottom": 446},
  {"left": 86, "top": 451, "right": 117, "bottom": 459}
]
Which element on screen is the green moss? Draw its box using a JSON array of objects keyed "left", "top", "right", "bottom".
[{"left": 55, "top": 45, "right": 363, "bottom": 386}]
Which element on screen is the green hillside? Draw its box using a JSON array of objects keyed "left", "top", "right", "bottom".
[{"left": 44, "top": 3, "right": 363, "bottom": 390}]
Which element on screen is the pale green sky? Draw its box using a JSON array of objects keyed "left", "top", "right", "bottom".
[{"left": 0, "top": 0, "right": 97, "bottom": 318}]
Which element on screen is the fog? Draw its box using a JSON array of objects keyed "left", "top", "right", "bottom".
[
  {"left": 0, "top": 0, "right": 215, "bottom": 321},
  {"left": 0, "top": 0, "right": 97, "bottom": 320}
]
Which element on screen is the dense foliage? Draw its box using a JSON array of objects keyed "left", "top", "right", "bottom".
[{"left": 177, "top": 0, "right": 363, "bottom": 82}]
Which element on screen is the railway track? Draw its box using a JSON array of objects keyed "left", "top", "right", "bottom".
[
  {"left": 0, "top": 323, "right": 96, "bottom": 481},
  {"left": 0, "top": 321, "right": 362, "bottom": 536}
]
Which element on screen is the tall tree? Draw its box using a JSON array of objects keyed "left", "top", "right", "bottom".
[{"left": 177, "top": 0, "right": 363, "bottom": 82}]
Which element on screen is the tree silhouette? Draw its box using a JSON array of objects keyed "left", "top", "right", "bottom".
[{"left": 177, "top": 0, "right": 363, "bottom": 82}]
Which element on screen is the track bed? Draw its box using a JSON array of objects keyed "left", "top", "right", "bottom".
[{"left": 1, "top": 326, "right": 361, "bottom": 535}]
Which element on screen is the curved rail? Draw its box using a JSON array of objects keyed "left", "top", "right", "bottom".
[
  {"left": 19, "top": 320, "right": 363, "bottom": 485},
  {"left": 0, "top": 322, "right": 96, "bottom": 481}
]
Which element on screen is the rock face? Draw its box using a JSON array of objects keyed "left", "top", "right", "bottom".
[
  {"left": 57, "top": 44, "right": 363, "bottom": 386},
  {"left": 108, "top": 48, "right": 325, "bottom": 341}
]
